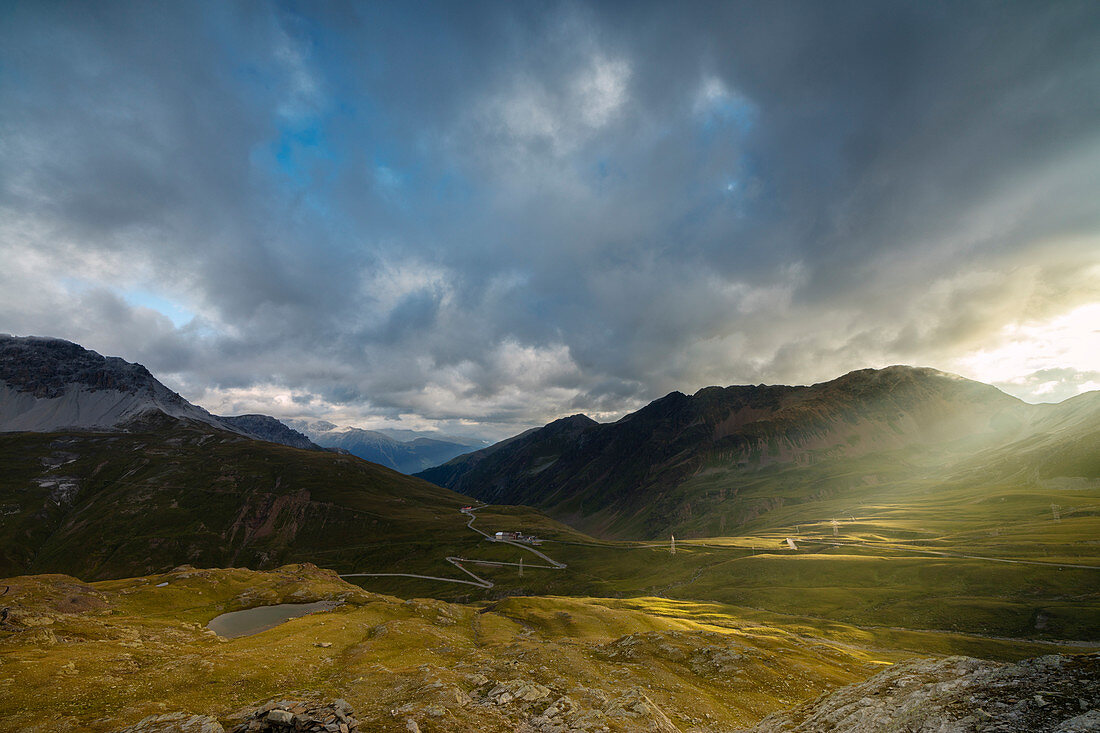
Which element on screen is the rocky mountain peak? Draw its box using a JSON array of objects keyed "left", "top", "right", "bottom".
[
  {"left": 0, "top": 335, "right": 321, "bottom": 452},
  {"left": 545, "top": 414, "right": 599, "bottom": 431},
  {"left": 0, "top": 334, "right": 164, "bottom": 400}
]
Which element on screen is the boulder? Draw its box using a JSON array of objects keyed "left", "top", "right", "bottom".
[
  {"left": 744, "top": 652, "right": 1100, "bottom": 732},
  {"left": 486, "top": 679, "right": 552, "bottom": 706},
  {"left": 265, "top": 710, "right": 293, "bottom": 725},
  {"left": 227, "top": 698, "right": 360, "bottom": 732}
]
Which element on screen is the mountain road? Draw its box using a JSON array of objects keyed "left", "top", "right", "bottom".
[{"left": 339, "top": 505, "right": 566, "bottom": 590}]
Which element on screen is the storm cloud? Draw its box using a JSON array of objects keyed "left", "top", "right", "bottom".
[{"left": 2, "top": 1, "right": 1098, "bottom": 439}]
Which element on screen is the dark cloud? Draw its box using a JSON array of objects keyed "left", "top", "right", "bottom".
[{"left": 2, "top": 1, "right": 1099, "bottom": 439}]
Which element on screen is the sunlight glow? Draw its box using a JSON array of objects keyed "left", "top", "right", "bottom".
[{"left": 954, "top": 302, "right": 1100, "bottom": 395}]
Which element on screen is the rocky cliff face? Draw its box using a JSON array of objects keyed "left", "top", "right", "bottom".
[
  {"left": 0, "top": 335, "right": 163, "bottom": 399},
  {"left": 0, "top": 335, "right": 223, "bottom": 432},
  {"left": 0, "top": 335, "right": 317, "bottom": 452},
  {"left": 744, "top": 652, "right": 1100, "bottom": 732}
]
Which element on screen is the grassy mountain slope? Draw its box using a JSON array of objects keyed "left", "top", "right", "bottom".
[
  {"left": 403, "top": 368, "right": 1100, "bottom": 643},
  {"left": 1, "top": 565, "right": 1088, "bottom": 733},
  {"left": 0, "top": 414, "right": 547, "bottom": 582},
  {"left": 3, "top": 365, "right": 1095, "bottom": 645},
  {"left": 418, "top": 367, "right": 1033, "bottom": 538}
]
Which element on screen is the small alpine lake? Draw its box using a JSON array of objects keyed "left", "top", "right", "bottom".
[{"left": 206, "top": 600, "right": 340, "bottom": 639}]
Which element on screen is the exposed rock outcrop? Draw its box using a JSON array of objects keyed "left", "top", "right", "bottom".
[
  {"left": 227, "top": 698, "right": 359, "bottom": 732},
  {"left": 743, "top": 652, "right": 1100, "bottom": 732}
]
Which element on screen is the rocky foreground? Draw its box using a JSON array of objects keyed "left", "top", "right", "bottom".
[
  {"left": 745, "top": 652, "right": 1100, "bottom": 732},
  {"left": 115, "top": 653, "right": 1100, "bottom": 733},
  {"left": 1, "top": 565, "right": 1095, "bottom": 732},
  {"left": 118, "top": 698, "right": 361, "bottom": 733}
]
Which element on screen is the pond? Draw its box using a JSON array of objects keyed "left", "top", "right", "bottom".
[{"left": 206, "top": 600, "right": 340, "bottom": 639}]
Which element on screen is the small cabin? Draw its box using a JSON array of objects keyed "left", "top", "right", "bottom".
[{"left": 494, "top": 531, "right": 541, "bottom": 544}]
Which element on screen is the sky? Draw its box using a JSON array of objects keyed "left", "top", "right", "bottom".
[{"left": 2, "top": 1, "right": 1099, "bottom": 440}]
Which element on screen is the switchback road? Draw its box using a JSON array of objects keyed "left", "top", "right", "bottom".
[{"left": 340, "top": 505, "right": 566, "bottom": 589}]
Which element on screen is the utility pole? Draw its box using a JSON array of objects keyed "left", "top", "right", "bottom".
[{"left": 518, "top": 557, "right": 523, "bottom": 577}]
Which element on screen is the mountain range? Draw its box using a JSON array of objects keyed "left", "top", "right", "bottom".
[
  {"left": 417, "top": 366, "right": 1100, "bottom": 539},
  {"left": 3, "top": 333, "right": 1098, "bottom": 613},
  {"left": 286, "top": 418, "right": 484, "bottom": 474},
  {"left": 0, "top": 333, "right": 482, "bottom": 474},
  {"left": 2, "top": 335, "right": 1097, "bottom": 732}
]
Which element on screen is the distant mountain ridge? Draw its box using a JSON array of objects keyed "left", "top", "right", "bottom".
[
  {"left": 220, "top": 414, "right": 318, "bottom": 451},
  {"left": 0, "top": 335, "right": 318, "bottom": 451},
  {"left": 287, "top": 419, "right": 485, "bottom": 474},
  {"left": 416, "top": 366, "right": 1097, "bottom": 538}
]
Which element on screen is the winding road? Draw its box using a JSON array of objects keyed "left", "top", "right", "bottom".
[
  {"left": 339, "top": 504, "right": 1099, "bottom": 594},
  {"left": 340, "top": 506, "right": 566, "bottom": 590}
]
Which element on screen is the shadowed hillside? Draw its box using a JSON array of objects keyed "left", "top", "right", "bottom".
[
  {"left": 418, "top": 367, "right": 1046, "bottom": 538},
  {"left": 0, "top": 414, "right": 501, "bottom": 581}
]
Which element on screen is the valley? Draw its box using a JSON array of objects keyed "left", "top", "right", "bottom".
[
  {"left": 1, "top": 338, "right": 1098, "bottom": 731},
  {"left": 6, "top": 2, "right": 1100, "bottom": 729}
]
